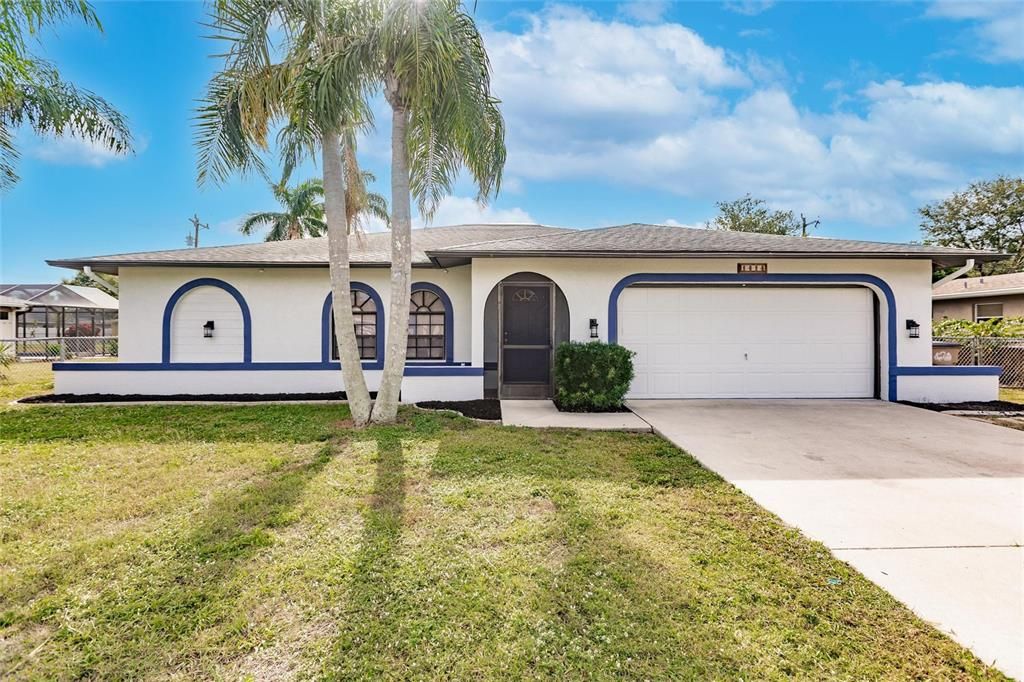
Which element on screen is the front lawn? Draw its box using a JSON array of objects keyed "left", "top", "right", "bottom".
[{"left": 0, "top": 405, "right": 1003, "bottom": 679}]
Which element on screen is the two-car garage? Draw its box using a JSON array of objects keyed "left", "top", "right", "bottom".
[{"left": 618, "top": 286, "right": 877, "bottom": 399}]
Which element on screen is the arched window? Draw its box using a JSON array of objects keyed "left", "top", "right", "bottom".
[
  {"left": 331, "top": 290, "right": 378, "bottom": 361},
  {"left": 408, "top": 289, "right": 446, "bottom": 360}
]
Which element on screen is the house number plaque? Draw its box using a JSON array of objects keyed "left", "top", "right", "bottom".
[{"left": 737, "top": 263, "right": 768, "bottom": 274}]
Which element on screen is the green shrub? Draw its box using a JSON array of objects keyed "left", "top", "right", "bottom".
[
  {"left": 554, "top": 341, "right": 635, "bottom": 412},
  {"left": 933, "top": 316, "right": 1024, "bottom": 338}
]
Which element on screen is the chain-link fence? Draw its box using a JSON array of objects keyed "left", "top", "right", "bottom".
[
  {"left": 0, "top": 337, "right": 118, "bottom": 397},
  {"left": 934, "top": 336, "right": 1024, "bottom": 387}
]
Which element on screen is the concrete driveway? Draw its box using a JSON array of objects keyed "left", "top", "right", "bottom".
[{"left": 628, "top": 400, "right": 1024, "bottom": 680}]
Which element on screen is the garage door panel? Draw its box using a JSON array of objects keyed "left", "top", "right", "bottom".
[{"left": 620, "top": 287, "right": 874, "bottom": 399}]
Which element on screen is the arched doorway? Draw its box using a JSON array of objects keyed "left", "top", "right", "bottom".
[{"left": 483, "top": 272, "right": 569, "bottom": 399}]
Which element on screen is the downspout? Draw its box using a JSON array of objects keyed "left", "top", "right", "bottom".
[
  {"left": 932, "top": 258, "right": 975, "bottom": 289},
  {"left": 82, "top": 266, "right": 118, "bottom": 296}
]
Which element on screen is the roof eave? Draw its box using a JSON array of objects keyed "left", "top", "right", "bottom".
[
  {"left": 425, "top": 249, "right": 1004, "bottom": 268},
  {"left": 933, "top": 286, "right": 1024, "bottom": 300}
]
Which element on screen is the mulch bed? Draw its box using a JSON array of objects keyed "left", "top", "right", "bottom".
[
  {"left": 416, "top": 399, "right": 502, "bottom": 421},
  {"left": 901, "top": 399, "right": 1024, "bottom": 413},
  {"left": 19, "top": 392, "right": 357, "bottom": 404}
]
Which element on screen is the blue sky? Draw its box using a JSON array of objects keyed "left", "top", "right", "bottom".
[{"left": 2, "top": 0, "right": 1022, "bottom": 282}]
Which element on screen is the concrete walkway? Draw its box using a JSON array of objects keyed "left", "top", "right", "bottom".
[
  {"left": 628, "top": 399, "right": 1024, "bottom": 680},
  {"left": 500, "top": 400, "right": 651, "bottom": 431}
]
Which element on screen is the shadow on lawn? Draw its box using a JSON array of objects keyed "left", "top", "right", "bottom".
[
  {"left": 11, "top": 442, "right": 335, "bottom": 679},
  {"left": 320, "top": 428, "right": 409, "bottom": 678}
]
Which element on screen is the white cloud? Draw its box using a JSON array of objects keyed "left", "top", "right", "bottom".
[
  {"left": 502, "top": 76, "right": 1024, "bottom": 224},
  {"left": 416, "top": 195, "right": 535, "bottom": 227},
  {"left": 29, "top": 134, "right": 139, "bottom": 168},
  {"left": 617, "top": 0, "right": 670, "bottom": 23},
  {"left": 927, "top": 1, "right": 1024, "bottom": 62},
  {"left": 486, "top": 5, "right": 747, "bottom": 142},
  {"left": 724, "top": 0, "right": 776, "bottom": 16},
  {"left": 738, "top": 28, "right": 773, "bottom": 38}
]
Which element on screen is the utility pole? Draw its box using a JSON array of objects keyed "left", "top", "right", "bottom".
[
  {"left": 186, "top": 214, "right": 209, "bottom": 248},
  {"left": 799, "top": 213, "right": 820, "bottom": 238}
]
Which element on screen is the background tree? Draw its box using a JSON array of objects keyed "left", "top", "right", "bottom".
[
  {"left": 0, "top": 0, "right": 131, "bottom": 189},
  {"left": 708, "top": 195, "right": 801, "bottom": 236},
  {"left": 197, "top": 0, "right": 377, "bottom": 425},
  {"left": 62, "top": 270, "right": 118, "bottom": 296},
  {"left": 369, "top": 0, "right": 506, "bottom": 423},
  {"left": 920, "top": 177, "right": 1024, "bottom": 275},
  {"left": 241, "top": 178, "right": 327, "bottom": 241}
]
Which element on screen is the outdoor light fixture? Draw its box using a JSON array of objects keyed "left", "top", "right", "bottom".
[
  {"left": 906, "top": 319, "right": 920, "bottom": 338},
  {"left": 203, "top": 320, "right": 215, "bottom": 338},
  {"left": 589, "top": 318, "right": 599, "bottom": 339}
]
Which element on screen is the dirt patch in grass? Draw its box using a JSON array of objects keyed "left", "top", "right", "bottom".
[
  {"left": 416, "top": 399, "right": 501, "bottom": 420},
  {"left": 0, "top": 403, "right": 1005, "bottom": 680}
]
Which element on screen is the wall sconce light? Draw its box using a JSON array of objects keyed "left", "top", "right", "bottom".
[
  {"left": 203, "top": 320, "right": 215, "bottom": 338},
  {"left": 906, "top": 319, "right": 920, "bottom": 338},
  {"left": 589, "top": 318, "right": 599, "bottom": 339}
]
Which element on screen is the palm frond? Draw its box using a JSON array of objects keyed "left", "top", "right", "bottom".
[
  {"left": 1, "top": 63, "right": 132, "bottom": 189},
  {"left": 239, "top": 210, "right": 282, "bottom": 235}
]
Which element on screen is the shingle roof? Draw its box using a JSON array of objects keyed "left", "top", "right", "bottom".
[
  {"left": 426, "top": 223, "right": 1004, "bottom": 268},
  {"left": 0, "top": 294, "right": 28, "bottom": 309},
  {"left": 0, "top": 283, "right": 118, "bottom": 309},
  {"left": 48, "top": 222, "right": 1004, "bottom": 273},
  {"left": 47, "top": 224, "right": 571, "bottom": 274},
  {"left": 932, "top": 271, "right": 1024, "bottom": 299}
]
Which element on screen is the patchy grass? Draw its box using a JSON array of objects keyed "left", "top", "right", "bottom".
[
  {"left": 0, "top": 363, "right": 53, "bottom": 402},
  {"left": 999, "top": 387, "right": 1024, "bottom": 404},
  {"left": 0, "top": 405, "right": 1005, "bottom": 680}
]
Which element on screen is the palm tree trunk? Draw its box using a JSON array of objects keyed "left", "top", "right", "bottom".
[
  {"left": 371, "top": 102, "right": 413, "bottom": 423},
  {"left": 322, "top": 128, "right": 372, "bottom": 426}
]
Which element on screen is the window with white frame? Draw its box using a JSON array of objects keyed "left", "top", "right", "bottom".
[
  {"left": 974, "top": 302, "right": 1004, "bottom": 321},
  {"left": 331, "top": 291, "right": 377, "bottom": 360},
  {"left": 407, "top": 289, "right": 446, "bottom": 360}
]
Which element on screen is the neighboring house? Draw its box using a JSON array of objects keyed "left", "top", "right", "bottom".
[
  {"left": 0, "top": 283, "right": 119, "bottom": 340},
  {"left": 0, "top": 294, "right": 28, "bottom": 339},
  {"left": 932, "top": 272, "right": 1024, "bottom": 322},
  {"left": 47, "top": 223, "right": 1005, "bottom": 403}
]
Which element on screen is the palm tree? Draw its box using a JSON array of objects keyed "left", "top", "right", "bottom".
[
  {"left": 196, "top": 0, "right": 378, "bottom": 425},
  {"left": 241, "top": 179, "right": 327, "bottom": 241},
  {"left": 368, "top": 0, "right": 506, "bottom": 423},
  {"left": 0, "top": 0, "right": 131, "bottom": 189}
]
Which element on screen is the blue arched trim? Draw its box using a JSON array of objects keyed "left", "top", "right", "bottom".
[
  {"left": 411, "top": 281, "right": 454, "bottom": 363},
  {"left": 607, "top": 273, "right": 899, "bottom": 400},
  {"left": 162, "top": 278, "right": 251, "bottom": 364},
  {"left": 321, "top": 282, "right": 385, "bottom": 369}
]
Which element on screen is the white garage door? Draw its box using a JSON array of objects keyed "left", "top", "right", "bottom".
[{"left": 619, "top": 286, "right": 875, "bottom": 399}]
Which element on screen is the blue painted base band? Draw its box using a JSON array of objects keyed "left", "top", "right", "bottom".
[{"left": 894, "top": 365, "right": 1001, "bottom": 376}]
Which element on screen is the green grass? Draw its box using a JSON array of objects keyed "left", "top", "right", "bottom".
[
  {"left": 0, "top": 405, "right": 1004, "bottom": 680},
  {"left": 0, "top": 363, "right": 53, "bottom": 402}
]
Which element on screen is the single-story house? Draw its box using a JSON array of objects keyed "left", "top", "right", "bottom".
[
  {"left": 48, "top": 223, "right": 1006, "bottom": 403},
  {"left": 0, "top": 283, "right": 118, "bottom": 340},
  {"left": 932, "top": 271, "right": 1024, "bottom": 322}
]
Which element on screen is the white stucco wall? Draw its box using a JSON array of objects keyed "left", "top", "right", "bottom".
[
  {"left": 470, "top": 256, "right": 936, "bottom": 400},
  {"left": 117, "top": 265, "right": 472, "bottom": 363},
  {"left": 898, "top": 374, "right": 999, "bottom": 403},
  {"left": 54, "top": 368, "right": 482, "bottom": 401},
  {"left": 62, "top": 256, "right": 976, "bottom": 402}
]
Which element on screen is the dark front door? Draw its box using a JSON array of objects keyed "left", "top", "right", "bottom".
[{"left": 500, "top": 282, "right": 553, "bottom": 398}]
